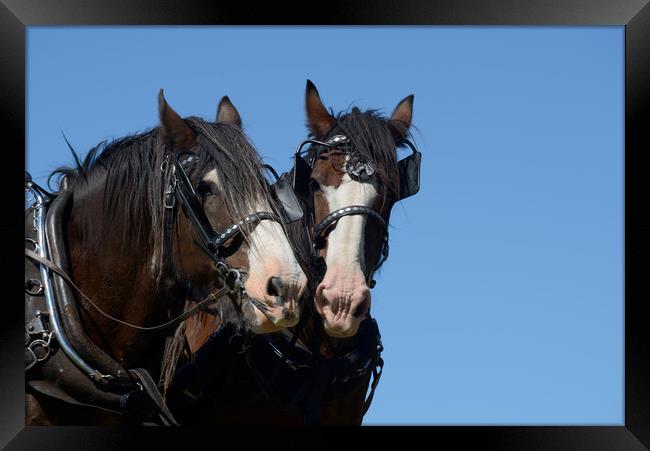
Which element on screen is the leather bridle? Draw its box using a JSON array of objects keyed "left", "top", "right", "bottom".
[
  {"left": 161, "top": 154, "right": 282, "bottom": 282},
  {"left": 291, "top": 133, "right": 403, "bottom": 287},
  {"left": 161, "top": 152, "right": 289, "bottom": 311}
]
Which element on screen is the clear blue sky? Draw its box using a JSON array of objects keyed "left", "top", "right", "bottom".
[{"left": 26, "top": 27, "right": 624, "bottom": 425}]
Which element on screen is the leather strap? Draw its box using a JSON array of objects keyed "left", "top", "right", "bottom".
[
  {"left": 128, "top": 368, "right": 179, "bottom": 426},
  {"left": 312, "top": 205, "right": 387, "bottom": 249},
  {"left": 361, "top": 354, "right": 384, "bottom": 416},
  {"left": 312, "top": 205, "right": 390, "bottom": 284},
  {"left": 25, "top": 248, "right": 230, "bottom": 332}
]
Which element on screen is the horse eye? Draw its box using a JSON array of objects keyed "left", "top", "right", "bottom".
[{"left": 196, "top": 181, "right": 212, "bottom": 196}]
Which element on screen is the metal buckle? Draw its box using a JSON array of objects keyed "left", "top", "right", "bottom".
[
  {"left": 25, "top": 278, "right": 44, "bottom": 296},
  {"left": 160, "top": 155, "right": 170, "bottom": 174},
  {"left": 164, "top": 193, "right": 176, "bottom": 209},
  {"left": 164, "top": 176, "right": 177, "bottom": 209},
  {"left": 25, "top": 238, "right": 39, "bottom": 252},
  {"left": 215, "top": 262, "right": 244, "bottom": 293},
  {"left": 225, "top": 269, "right": 243, "bottom": 293},
  {"left": 26, "top": 331, "right": 54, "bottom": 370},
  {"left": 215, "top": 261, "right": 230, "bottom": 278}
]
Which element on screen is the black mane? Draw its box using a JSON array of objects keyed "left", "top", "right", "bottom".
[{"left": 49, "top": 116, "right": 282, "bottom": 280}]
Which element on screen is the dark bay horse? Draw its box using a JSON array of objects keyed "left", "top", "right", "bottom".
[
  {"left": 164, "top": 81, "right": 419, "bottom": 425},
  {"left": 298, "top": 80, "right": 419, "bottom": 339},
  {"left": 25, "top": 91, "right": 307, "bottom": 425}
]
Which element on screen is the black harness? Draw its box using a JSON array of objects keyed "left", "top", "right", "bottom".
[
  {"left": 164, "top": 131, "right": 418, "bottom": 423},
  {"left": 161, "top": 153, "right": 302, "bottom": 278},
  {"left": 244, "top": 316, "right": 385, "bottom": 424},
  {"left": 192, "top": 131, "right": 421, "bottom": 424},
  {"left": 291, "top": 132, "right": 421, "bottom": 286},
  {"left": 23, "top": 150, "right": 304, "bottom": 426}
]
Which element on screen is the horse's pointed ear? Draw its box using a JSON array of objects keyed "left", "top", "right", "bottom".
[
  {"left": 216, "top": 96, "right": 242, "bottom": 127},
  {"left": 158, "top": 89, "right": 196, "bottom": 151},
  {"left": 389, "top": 94, "right": 414, "bottom": 141},
  {"left": 305, "top": 80, "right": 336, "bottom": 139}
]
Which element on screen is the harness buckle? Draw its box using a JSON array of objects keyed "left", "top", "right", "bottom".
[
  {"left": 164, "top": 192, "right": 176, "bottom": 209},
  {"left": 225, "top": 269, "right": 243, "bottom": 293},
  {"left": 215, "top": 262, "right": 244, "bottom": 294},
  {"left": 160, "top": 155, "right": 170, "bottom": 174},
  {"left": 25, "top": 278, "right": 44, "bottom": 296},
  {"left": 164, "top": 176, "right": 177, "bottom": 209},
  {"left": 26, "top": 331, "right": 54, "bottom": 371},
  {"left": 215, "top": 261, "right": 229, "bottom": 278}
]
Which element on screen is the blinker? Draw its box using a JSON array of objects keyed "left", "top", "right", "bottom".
[
  {"left": 395, "top": 139, "right": 421, "bottom": 200},
  {"left": 291, "top": 134, "right": 422, "bottom": 203},
  {"left": 262, "top": 164, "right": 303, "bottom": 223}
]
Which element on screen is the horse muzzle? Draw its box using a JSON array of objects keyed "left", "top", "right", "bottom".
[{"left": 242, "top": 294, "right": 300, "bottom": 333}]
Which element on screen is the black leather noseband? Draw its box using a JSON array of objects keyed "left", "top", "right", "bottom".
[{"left": 311, "top": 205, "right": 389, "bottom": 287}]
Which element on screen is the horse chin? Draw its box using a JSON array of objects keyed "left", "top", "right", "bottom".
[
  {"left": 242, "top": 296, "right": 300, "bottom": 334},
  {"left": 321, "top": 316, "right": 364, "bottom": 338}
]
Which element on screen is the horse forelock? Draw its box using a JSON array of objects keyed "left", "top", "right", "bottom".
[
  {"left": 186, "top": 118, "right": 288, "bottom": 257},
  {"left": 306, "top": 107, "right": 406, "bottom": 213}
]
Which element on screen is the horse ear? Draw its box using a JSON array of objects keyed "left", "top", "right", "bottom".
[
  {"left": 158, "top": 89, "right": 196, "bottom": 151},
  {"left": 216, "top": 96, "right": 242, "bottom": 127},
  {"left": 388, "top": 94, "right": 414, "bottom": 141},
  {"left": 305, "top": 80, "right": 336, "bottom": 139}
]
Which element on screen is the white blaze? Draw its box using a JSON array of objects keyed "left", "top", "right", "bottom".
[
  {"left": 201, "top": 169, "right": 304, "bottom": 297},
  {"left": 320, "top": 172, "right": 378, "bottom": 273},
  {"left": 201, "top": 169, "right": 221, "bottom": 192}
]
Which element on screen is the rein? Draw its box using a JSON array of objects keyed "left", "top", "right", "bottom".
[
  {"left": 25, "top": 151, "right": 290, "bottom": 333},
  {"left": 24, "top": 248, "right": 235, "bottom": 332},
  {"left": 24, "top": 143, "right": 297, "bottom": 426}
]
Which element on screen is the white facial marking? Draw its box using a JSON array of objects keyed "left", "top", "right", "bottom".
[
  {"left": 321, "top": 172, "right": 378, "bottom": 272},
  {"left": 247, "top": 203, "right": 303, "bottom": 290},
  {"left": 202, "top": 168, "right": 301, "bottom": 291},
  {"left": 201, "top": 169, "right": 222, "bottom": 190}
]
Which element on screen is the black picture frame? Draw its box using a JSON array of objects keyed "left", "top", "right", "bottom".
[{"left": 3, "top": 1, "right": 648, "bottom": 449}]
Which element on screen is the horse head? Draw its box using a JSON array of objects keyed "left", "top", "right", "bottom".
[
  {"left": 293, "top": 80, "right": 420, "bottom": 338},
  {"left": 157, "top": 91, "right": 308, "bottom": 338}
]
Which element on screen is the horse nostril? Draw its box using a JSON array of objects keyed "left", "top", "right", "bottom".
[
  {"left": 267, "top": 277, "right": 284, "bottom": 297},
  {"left": 352, "top": 297, "right": 370, "bottom": 318}
]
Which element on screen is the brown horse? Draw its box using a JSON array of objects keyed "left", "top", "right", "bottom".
[
  {"left": 163, "top": 81, "right": 419, "bottom": 425},
  {"left": 24, "top": 91, "right": 307, "bottom": 425}
]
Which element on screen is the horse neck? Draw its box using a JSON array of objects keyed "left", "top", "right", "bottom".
[{"left": 65, "top": 179, "right": 171, "bottom": 367}]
